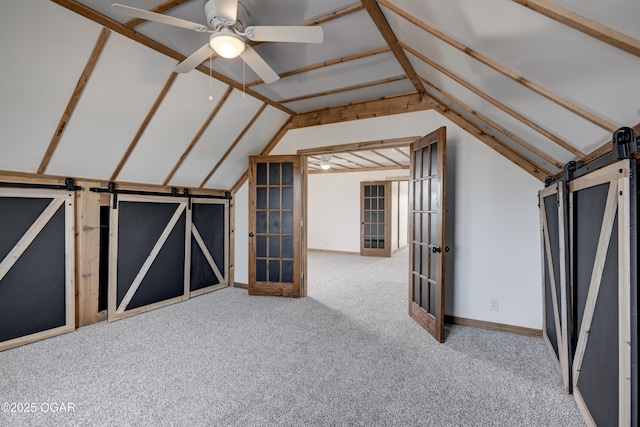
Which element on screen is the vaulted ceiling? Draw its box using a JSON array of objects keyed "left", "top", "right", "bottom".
[{"left": 1, "top": 0, "right": 639, "bottom": 189}]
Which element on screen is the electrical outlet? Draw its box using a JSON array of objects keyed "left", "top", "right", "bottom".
[{"left": 489, "top": 298, "right": 499, "bottom": 311}]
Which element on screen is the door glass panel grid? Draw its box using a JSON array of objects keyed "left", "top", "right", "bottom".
[
  {"left": 362, "top": 183, "right": 387, "bottom": 251},
  {"left": 255, "top": 161, "right": 294, "bottom": 284},
  {"left": 411, "top": 144, "right": 438, "bottom": 316}
]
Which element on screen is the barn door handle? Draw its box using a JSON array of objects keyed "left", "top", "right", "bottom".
[
  {"left": 249, "top": 232, "right": 255, "bottom": 237},
  {"left": 432, "top": 246, "right": 441, "bottom": 253},
  {"left": 445, "top": 246, "right": 450, "bottom": 252}
]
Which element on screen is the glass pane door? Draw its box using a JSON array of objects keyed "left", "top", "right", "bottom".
[
  {"left": 409, "top": 127, "right": 447, "bottom": 342},
  {"left": 249, "top": 156, "right": 302, "bottom": 297},
  {"left": 361, "top": 181, "right": 391, "bottom": 257}
]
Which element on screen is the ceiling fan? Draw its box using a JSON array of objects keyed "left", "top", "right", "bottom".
[{"left": 112, "top": 0, "right": 324, "bottom": 84}]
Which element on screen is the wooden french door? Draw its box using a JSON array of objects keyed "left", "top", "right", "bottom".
[
  {"left": 360, "top": 181, "right": 391, "bottom": 257},
  {"left": 409, "top": 127, "right": 447, "bottom": 342},
  {"left": 248, "top": 155, "right": 304, "bottom": 297},
  {"left": 539, "top": 182, "right": 571, "bottom": 393}
]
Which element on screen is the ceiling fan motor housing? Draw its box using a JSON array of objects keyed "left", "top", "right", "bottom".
[{"left": 205, "top": 0, "right": 248, "bottom": 31}]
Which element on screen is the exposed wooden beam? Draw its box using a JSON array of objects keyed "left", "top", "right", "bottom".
[
  {"left": 246, "top": 47, "right": 391, "bottom": 87},
  {"left": 361, "top": 0, "right": 425, "bottom": 95},
  {"left": 394, "top": 147, "right": 410, "bottom": 158},
  {"left": 297, "top": 136, "right": 419, "bottom": 156},
  {"left": 378, "top": 0, "right": 617, "bottom": 132},
  {"left": 290, "top": 93, "right": 437, "bottom": 128},
  {"left": 309, "top": 165, "right": 409, "bottom": 174},
  {"left": 230, "top": 93, "right": 433, "bottom": 191},
  {"left": 199, "top": 104, "right": 269, "bottom": 188},
  {"left": 211, "top": 3, "right": 364, "bottom": 60},
  {"left": 333, "top": 154, "right": 367, "bottom": 169},
  {"left": 163, "top": 86, "right": 234, "bottom": 185},
  {"left": 110, "top": 72, "right": 179, "bottom": 181},
  {"left": 229, "top": 116, "right": 294, "bottom": 193},
  {"left": 513, "top": 0, "right": 640, "bottom": 59},
  {"left": 371, "top": 149, "right": 404, "bottom": 167},
  {"left": 51, "top": 0, "right": 293, "bottom": 115},
  {"left": 123, "top": 0, "right": 189, "bottom": 29},
  {"left": 350, "top": 151, "right": 386, "bottom": 167},
  {"left": 38, "top": 28, "right": 110, "bottom": 175},
  {"left": 278, "top": 76, "right": 407, "bottom": 105},
  {"left": 401, "top": 42, "right": 585, "bottom": 158},
  {"left": 304, "top": 3, "right": 364, "bottom": 26},
  {"left": 436, "top": 105, "right": 550, "bottom": 181},
  {"left": 420, "top": 77, "right": 564, "bottom": 169}
]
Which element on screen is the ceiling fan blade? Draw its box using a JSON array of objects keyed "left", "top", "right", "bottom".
[
  {"left": 245, "top": 26, "right": 324, "bottom": 43},
  {"left": 173, "top": 44, "right": 212, "bottom": 73},
  {"left": 242, "top": 45, "right": 279, "bottom": 84},
  {"left": 111, "top": 3, "right": 208, "bottom": 32},
  {"left": 215, "top": 0, "right": 238, "bottom": 25}
]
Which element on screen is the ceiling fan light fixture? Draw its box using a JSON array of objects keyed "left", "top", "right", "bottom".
[
  {"left": 210, "top": 30, "right": 245, "bottom": 59},
  {"left": 320, "top": 155, "right": 332, "bottom": 170}
]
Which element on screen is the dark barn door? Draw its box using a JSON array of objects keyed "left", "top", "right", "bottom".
[
  {"left": 109, "top": 195, "right": 190, "bottom": 321},
  {"left": 569, "top": 160, "right": 633, "bottom": 426},
  {"left": 408, "top": 127, "right": 448, "bottom": 342},
  {"left": 248, "top": 155, "right": 303, "bottom": 297},
  {"left": 0, "top": 189, "right": 75, "bottom": 351},
  {"left": 539, "top": 182, "right": 572, "bottom": 393}
]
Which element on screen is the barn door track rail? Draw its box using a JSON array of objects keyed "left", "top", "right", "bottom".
[
  {"left": 0, "top": 177, "right": 82, "bottom": 191},
  {"left": 90, "top": 182, "right": 231, "bottom": 208}
]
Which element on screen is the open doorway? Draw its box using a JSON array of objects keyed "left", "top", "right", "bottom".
[{"left": 298, "top": 140, "right": 413, "bottom": 298}]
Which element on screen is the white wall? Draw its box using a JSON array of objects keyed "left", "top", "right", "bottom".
[
  {"left": 398, "top": 181, "right": 409, "bottom": 248},
  {"left": 234, "top": 110, "right": 544, "bottom": 329},
  {"left": 307, "top": 170, "right": 408, "bottom": 253}
]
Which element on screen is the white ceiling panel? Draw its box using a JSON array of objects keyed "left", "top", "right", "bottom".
[
  {"left": 204, "top": 105, "right": 290, "bottom": 189},
  {"left": 78, "top": 0, "right": 167, "bottom": 24},
  {"left": 282, "top": 79, "right": 416, "bottom": 113},
  {"left": 47, "top": 32, "right": 177, "bottom": 179},
  {"left": 133, "top": 1, "right": 211, "bottom": 59},
  {"left": 409, "top": 54, "right": 587, "bottom": 163},
  {"left": 116, "top": 72, "right": 229, "bottom": 185},
  {"left": 251, "top": 52, "right": 406, "bottom": 101},
  {"left": 209, "top": 9, "right": 387, "bottom": 81},
  {"left": 547, "top": 0, "right": 640, "bottom": 40},
  {"left": 238, "top": 0, "right": 359, "bottom": 26},
  {"left": 169, "top": 88, "right": 268, "bottom": 188},
  {"left": 375, "top": 147, "right": 410, "bottom": 166},
  {"left": 385, "top": 0, "right": 640, "bottom": 129},
  {"left": 425, "top": 86, "right": 561, "bottom": 174},
  {"left": 387, "top": 12, "right": 611, "bottom": 155},
  {"left": 0, "top": 0, "right": 102, "bottom": 173}
]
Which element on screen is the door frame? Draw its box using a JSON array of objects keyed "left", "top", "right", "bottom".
[
  {"left": 248, "top": 155, "right": 304, "bottom": 297},
  {"left": 360, "top": 181, "right": 392, "bottom": 257}
]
